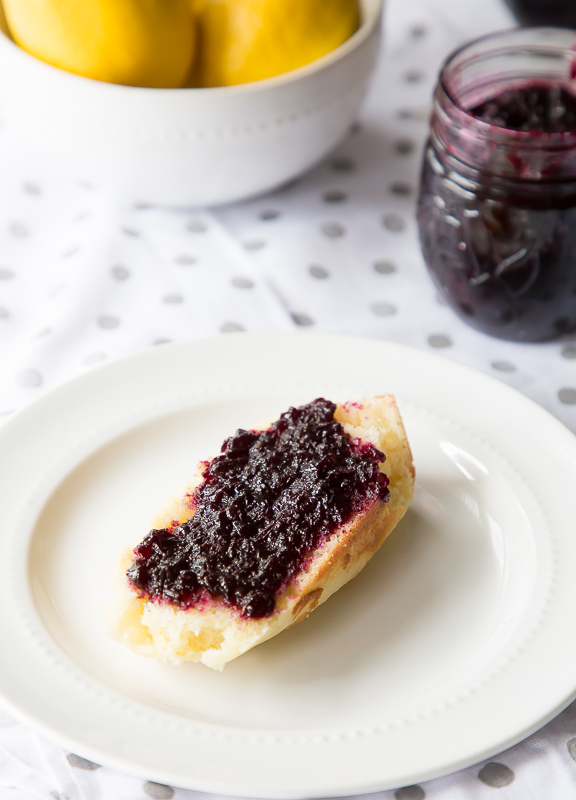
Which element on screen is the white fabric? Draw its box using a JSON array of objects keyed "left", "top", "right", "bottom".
[{"left": 2, "top": 0, "right": 576, "bottom": 797}]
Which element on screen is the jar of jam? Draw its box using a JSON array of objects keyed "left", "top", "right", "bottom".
[{"left": 417, "top": 27, "right": 576, "bottom": 342}]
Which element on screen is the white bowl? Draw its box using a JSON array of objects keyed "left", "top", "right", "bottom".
[{"left": 0, "top": 0, "right": 382, "bottom": 206}]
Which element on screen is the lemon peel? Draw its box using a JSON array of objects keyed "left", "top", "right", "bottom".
[
  {"left": 192, "top": 0, "right": 360, "bottom": 87},
  {"left": 2, "top": 0, "right": 196, "bottom": 88}
]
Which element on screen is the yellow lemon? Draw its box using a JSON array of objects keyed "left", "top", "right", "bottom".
[
  {"left": 192, "top": 0, "right": 360, "bottom": 87},
  {"left": 2, "top": 0, "right": 196, "bottom": 88}
]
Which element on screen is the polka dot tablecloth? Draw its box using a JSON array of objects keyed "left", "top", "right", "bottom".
[{"left": 3, "top": 0, "right": 576, "bottom": 798}]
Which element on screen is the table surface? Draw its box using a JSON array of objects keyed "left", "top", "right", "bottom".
[{"left": 2, "top": 0, "right": 576, "bottom": 798}]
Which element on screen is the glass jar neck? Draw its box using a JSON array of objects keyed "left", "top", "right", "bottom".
[{"left": 430, "top": 27, "right": 576, "bottom": 182}]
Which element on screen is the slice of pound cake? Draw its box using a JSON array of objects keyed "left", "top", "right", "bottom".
[{"left": 109, "top": 396, "right": 415, "bottom": 671}]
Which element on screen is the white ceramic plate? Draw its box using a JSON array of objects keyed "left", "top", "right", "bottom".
[{"left": 1, "top": 332, "right": 576, "bottom": 798}]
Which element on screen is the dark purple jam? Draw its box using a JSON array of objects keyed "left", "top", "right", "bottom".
[
  {"left": 127, "top": 399, "right": 390, "bottom": 619},
  {"left": 417, "top": 79, "right": 576, "bottom": 342},
  {"left": 470, "top": 84, "right": 576, "bottom": 133},
  {"left": 505, "top": 0, "right": 576, "bottom": 28}
]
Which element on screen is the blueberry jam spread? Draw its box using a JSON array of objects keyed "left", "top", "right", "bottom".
[
  {"left": 127, "top": 399, "right": 390, "bottom": 619},
  {"left": 505, "top": 0, "right": 576, "bottom": 29},
  {"left": 470, "top": 84, "right": 576, "bottom": 133}
]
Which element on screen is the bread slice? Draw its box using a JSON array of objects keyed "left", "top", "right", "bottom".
[{"left": 108, "top": 396, "right": 414, "bottom": 671}]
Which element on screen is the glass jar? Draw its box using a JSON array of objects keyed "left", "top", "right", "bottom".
[{"left": 417, "top": 27, "right": 576, "bottom": 342}]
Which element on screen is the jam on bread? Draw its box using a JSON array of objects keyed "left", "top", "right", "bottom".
[
  {"left": 109, "top": 396, "right": 415, "bottom": 670},
  {"left": 127, "top": 399, "right": 390, "bottom": 618}
]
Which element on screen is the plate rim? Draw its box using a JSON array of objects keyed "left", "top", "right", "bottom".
[{"left": 1, "top": 331, "right": 576, "bottom": 797}]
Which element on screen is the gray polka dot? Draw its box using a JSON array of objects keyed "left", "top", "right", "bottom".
[
  {"left": 9, "top": 221, "right": 28, "bottom": 237},
  {"left": 187, "top": 219, "right": 207, "bottom": 233},
  {"left": 35, "top": 327, "right": 52, "bottom": 338},
  {"left": 562, "top": 343, "right": 576, "bottom": 359},
  {"left": 559, "top": 388, "right": 576, "bottom": 404},
  {"left": 98, "top": 314, "right": 120, "bottom": 329},
  {"left": 163, "top": 293, "right": 184, "bottom": 304},
  {"left": 371, "top": 301, "right": 397, "bottom": 316},
  {"left": 153, "top": 337, "right": 172, "bottom": 345},
  {"left": 244, "top": 240, "right": 266, "bottom": 251},
  {"left": 23, "top": 182, "right": 41, "bottom": 195},
  {"left": 83, "top": 352, "right": 106, "bottom": 365},
  {"left": 17, "top": 369, "right": 42, "bottom": 388},
  {"left": 478, "top": 762, "right": 514, "bottom": 788},
  {"left": 374, "top": 260, "right": 396, "bottom": 274},
  {"left": 394, "top": 138, "right": 415, "bottom": 156},
  {"left": 291, "top": 312, "right": 314, "bottom": 326},
  {"left": 0, "top": 267, "right": 14, "bottom": 279},
  {"left": 111, "top": 265, "right": 130, "bottom": 281},
  {"left": 397, "top": 108, "right": 427, "bottom": 121},
  {"left": 323, "top": 190, "right": 348, "bottom": 203},
  {"left": 134, "top": 201, "right": 152, "bottom": 210},
  {"left": 428, "top": 334, "right": 452, "bottom": 348},
  {"left": 66, "top": 754, "right": 101, "bottom": 770},
  {"left": 48, "top": 283, "right": 66, "bottom": 299},
  {"left": 395, "top": 787, "right": 425, "bottom": 800},
  {"left": 411, "top": 23, "right": 427, "bottom": 37},
  {"left": 175, "top": 254, "right": 197, "bottom": 266},
  {"left": 566, "top": 737, "right": 576, "bottom": 761},
  {"left": 143, "top": 782, "right": 174, "bottom": 799},
  {"left": 321, "top": 222, "right": 345, "bottom": 238},
  {"left": 332, "top": 155, "right": 356, "bottom": 172},
  {"left": 390, "top": 182, "right": 412, "bottom": 196},
  {"left": 62, "top": 246, "right": 80, "bottom": 259},
  {"left": 260, "top": 209, "right": 280, "bottom": 221},
  {"left": 309, "top": 265, "right": 330, "bottom": 279},
  {"left": 526, "top": 737, "right": 546, "bottom": 750},
  {"left": 492, "top": 360, "right": 516, "bottom": 372},
  {"left": 232, "top": 276, "right": 254, "bottom": 289},
  {"left": 0, "top": 307, "right": 8, "bottom": 318},
  {"left": 220, "top": 322, "right": 245, "bottom": 333},
  {"left": 404, "top": 69, "right": 424, "bottom": 83},
  {"left": 122, "top": 227, "right": 140, "bottom": 237},
  {"left": 383, "top": 214, "right": 405, "bottom": 232},
  {"left": 350, "top": 121, "right": 362, "bottom": 135}
]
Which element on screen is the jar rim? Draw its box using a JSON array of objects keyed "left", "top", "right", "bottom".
[{"left": 437, "top": 26, "right": 576, "bottom": 143}]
